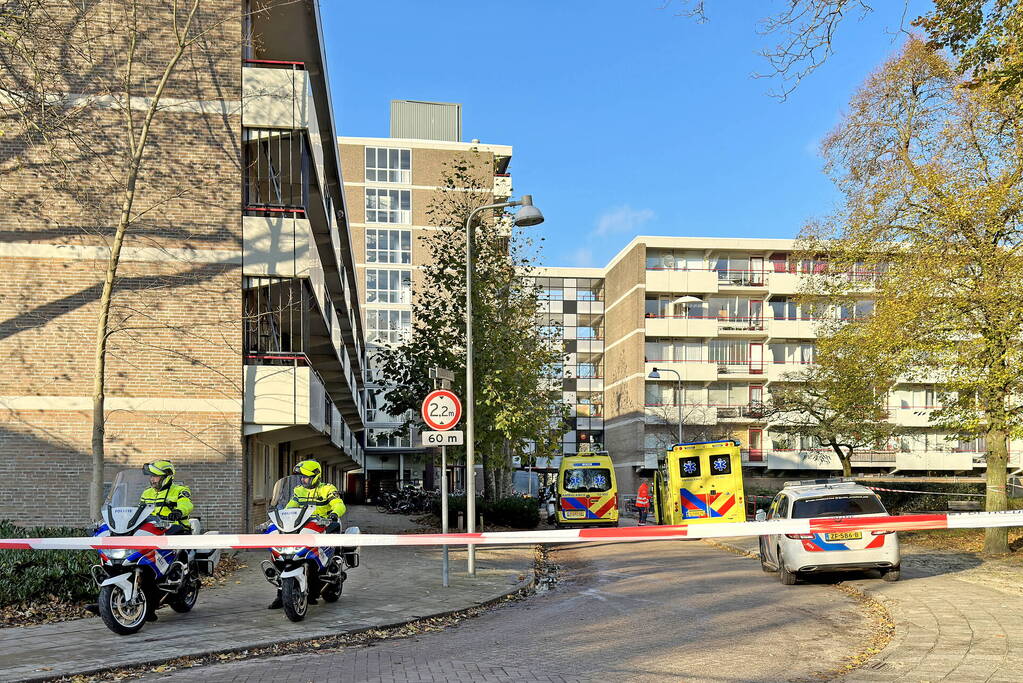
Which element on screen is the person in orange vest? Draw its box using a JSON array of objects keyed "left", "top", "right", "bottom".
[{"left": 636, "top": 478, "right": 651, "bottom": 525}]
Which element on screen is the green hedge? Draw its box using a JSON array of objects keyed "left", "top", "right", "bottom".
[
  {"left": 431, "top": 495, "right": 540, "bottom": 529},
  {"left": 0, "top": 520, "right": 96, "bottom": 606}
]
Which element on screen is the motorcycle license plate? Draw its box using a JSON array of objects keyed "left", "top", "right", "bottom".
[
  {"left": 825, "top": 531, "right": 862, "bottom": 541},
  {"left": 564, "top": 510, "right": 586, "bottom": 519}
]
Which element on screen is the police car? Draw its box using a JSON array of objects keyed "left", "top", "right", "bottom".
[{"left": 757, "top": 478, "right": 901, "bottom": 585}]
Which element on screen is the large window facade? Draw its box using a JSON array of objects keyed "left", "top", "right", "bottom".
[
  {"left": 366, "top": 309, "right": 411, "bottom": 344},
  {"left": 366, "top": 188, "right": 411, "bottom": 224},
  {"left": 366, "top": 269, "right": 411, "bottom": 304},
  {"left": 366, "top": 228, "right": 411, "bottom": 264},
  {"left": 365, "top": 147, "right": 411, "bottom": 183}
]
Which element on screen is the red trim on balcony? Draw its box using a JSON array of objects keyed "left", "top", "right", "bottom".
[{"left": 244, "top": 59, "right": 306, "bottom": 68}]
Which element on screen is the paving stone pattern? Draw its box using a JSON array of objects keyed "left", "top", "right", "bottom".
[
  {"left": 0, "top": 507, "right": 533, "bottom": 682},
  {"left": 724, "top": 536, "right": 1023, "bottom": 683}
]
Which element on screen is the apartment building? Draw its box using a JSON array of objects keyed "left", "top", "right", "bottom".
[
  {"left": 339, "top": 101, "right": 512, "bottom": 501},
  {"left": 528, "top": 237, "right": 1022, "bottom": 494},
  {"left": 533, "top": 268, "right": 607, "bottom": 465},
  {"left": 0, "top": 1, "right": 366, "bottom": 532}
]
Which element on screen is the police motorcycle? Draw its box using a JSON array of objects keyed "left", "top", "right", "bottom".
[
  {"left": 260, "top": 474, "right": 360, "bottom": 622},
  {"left": 90, "top": 469, "right": 219, "bottom": 635}
]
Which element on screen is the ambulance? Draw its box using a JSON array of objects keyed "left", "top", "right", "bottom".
[
  {"left": 652, "top": 440, "right": 746, "bottom": 525},
  {"left": 554, "top": 451, "right": 620, "bottom": 528}
]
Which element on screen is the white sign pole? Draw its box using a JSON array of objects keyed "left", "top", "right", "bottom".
[{"left": 441, "top": 443, "right": 448, "bottom": 587}]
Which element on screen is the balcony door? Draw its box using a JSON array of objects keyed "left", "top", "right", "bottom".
[
  {"left": 749, "top": 342, "right": 764, "bottom": 374},
  {"left": 748, "top": 428, "right": 764, "bottom": 461}
]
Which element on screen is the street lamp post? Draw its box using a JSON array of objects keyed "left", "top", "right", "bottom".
[
  {"left": 648, "top": 367, "right": 683, "bottom": 445},
  {"left": 464, "top": 194, "right": 544, "bottom": 576}
]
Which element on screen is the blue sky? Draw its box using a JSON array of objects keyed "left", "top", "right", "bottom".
[{"left": 322, "top": 1, "right": 927, "bottom": 268}]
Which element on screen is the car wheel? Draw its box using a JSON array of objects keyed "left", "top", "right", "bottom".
[
  {"left": 882, "top": 566, "right": 901, "bottom": 582},
  {"left": 778, "top": 549, "right": 797, "bottom": 585},
  {"left": 759, "top": 538, "right": 776, "bottom": 572}
]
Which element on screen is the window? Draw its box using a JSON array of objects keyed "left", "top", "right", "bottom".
[
  {"left": 709, "top": 340, "right": 749, "bottom": 364},
  {"left": 366, "top": 188, "right": 411, "bottom": 223},
  {"left": 678, "top": 456, "right": 701, "bottom": 478},
  {"left": 792, "top": 495, "right": 886, "bottom": 518},
  {"left": 771, "top": 298, "right": 798, "bottom": 321},
  {"left": 577, "top": 363, "right": 598, "bottom": 378},
  {"left": 365, "top": 147, "right": 411, "bottom": 183},
  {"left": 366, "top": 269, "right": 411, "bottom": 304},
  {"left": 366, "top": 229, "right": 411, "bottom": 264},
  {"left": 708, "top": 453, "right": 732, "bottom": 475},
  {"left": 563, "top": 468, "right": 612, "bottom": 493},
  {"left": 366, "top": 309, "right": 411, "bottom": 344},
  {"left": 252, "top": 441, "right": 274, "bottom": 500},
  {"left": 368, "top": 428, "right": 411, "bottom": 448}
]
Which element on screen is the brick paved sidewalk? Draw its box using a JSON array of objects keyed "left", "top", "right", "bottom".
[
  {"left": 0, "top": 506, "right": 535, "bottom": 682},
  {"left": 716, "top": 536, "right": 1023, "bottom": 682}
]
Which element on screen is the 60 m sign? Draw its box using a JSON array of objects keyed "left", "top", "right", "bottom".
[{"left": 421, "top": 389, "right": 462, "bottom": 431}]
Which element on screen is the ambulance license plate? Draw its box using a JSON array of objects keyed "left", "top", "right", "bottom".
[
  {"left": 564, "top": 511, "right": 586, "bottom": 519},
  {"left": 825, "top": 531, "right": 862, "bottom": 541}
]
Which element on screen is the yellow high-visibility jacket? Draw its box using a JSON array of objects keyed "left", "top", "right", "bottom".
[
  {"left": 288, "top": 483, "right": 347, "bottom": 519},
  {"left": 140, "top": 483, "right": 194, "bottom": 528}
]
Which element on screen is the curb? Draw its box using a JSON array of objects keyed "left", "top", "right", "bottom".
[{"left": 22, "top": 569, "right": 536, "bottom": 683}]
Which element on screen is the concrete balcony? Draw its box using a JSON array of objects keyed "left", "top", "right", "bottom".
[
  {"left": 645, "top": 269, "right": 719, "bottom": 295},
  {"left": 895, "top": 451, "right": 973, "bottom": 471},
  {"left": 767, "top": 318, "right": 817, "bottom": 339},
  {"left": 768, "top": 271, "right": 801, "bottom": 295},
  {"left": 889, "top": 408, "right": 936, "bottom": 428},
  {"left": 242, "top": 65, "right": 325, "bottom": 186},
  {"left": 766, "top": 362, "right": 810, "bottom": 382},
  {"left": 645, "top": 316, "right": 718, "bottom": 338},
  {"left": 645, "top": 405, "right": 717, "bottom": 426},
  {"left": 244, "top": 364, "right": 361, "bottom": 468},
  {"left": 493, "top": 174, "right": 512, "bottom": 199},
  {"left": 645, "top": 361, "right": 718, "bottom": 383},
  {"left": 244, "top": 215, "right": 320, "bottom": 279}
]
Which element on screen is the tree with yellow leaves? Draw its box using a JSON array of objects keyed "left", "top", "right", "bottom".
[{"left": 802, "top": 37, "right": 1023, "bottom": 554}]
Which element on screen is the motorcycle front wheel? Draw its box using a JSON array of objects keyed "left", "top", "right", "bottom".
[
  {"left": 169, "top": 577, "right": 200, "bottom": 613},
  {"left": 98, "top": 583, "right": 147, "bottom": 635},
  {"left": 281, "top": 576, "right": 308, "bottom": 622}
]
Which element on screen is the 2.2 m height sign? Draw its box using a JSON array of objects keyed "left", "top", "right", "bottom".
[{"left": 421, "top": 389, "right": 462, "bottom": 431}]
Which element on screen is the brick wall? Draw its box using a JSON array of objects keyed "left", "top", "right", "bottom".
[{"left": 0, "top": 0, "right": 247, "bottom": 531}]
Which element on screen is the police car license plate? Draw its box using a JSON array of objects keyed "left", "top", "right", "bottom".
[
  {"left": 564, "top": 510, "right": 586, "bottom": 519},
  {"left": 825, "top": 531, "right": 862, "bottom": 541}
]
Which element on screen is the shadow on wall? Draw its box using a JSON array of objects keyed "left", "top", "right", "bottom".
[{"left": 0, "top": 261, "right": 238, "bottom": 343}]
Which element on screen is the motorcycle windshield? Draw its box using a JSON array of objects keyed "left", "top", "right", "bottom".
[
  {"left": 269, "top": 475, "right": 315, "bottom": 511},
  {"left": 105, "top": 469, "right": 150, "bottom": 507}
]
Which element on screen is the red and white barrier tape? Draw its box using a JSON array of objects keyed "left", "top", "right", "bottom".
[
  {"left": 866, "top": 486, "right": 986, "bottom": 498},
  {"left": 3, "top": 509, "right": 1023, "bottom": 551}
]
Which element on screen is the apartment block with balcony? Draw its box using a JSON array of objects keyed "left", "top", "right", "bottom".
[
  {"left": 339, "top": 101, "right": 512, "bottom": 501},
  {"left": 0, "top": 1, "right": 366, "bottom": 532},
  {"left": 582, "top": 235, "right": 1022, "bottom": 494},
  {"left": 533, "top": 268, "right": 607, "bottom": 466}
]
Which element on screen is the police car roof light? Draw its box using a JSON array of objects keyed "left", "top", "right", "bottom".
[{"left": 783, "top": 476, "right": 858, "bottom": 488}]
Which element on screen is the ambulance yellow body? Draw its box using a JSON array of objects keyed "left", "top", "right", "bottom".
[
  {"left": 653, "top": 440, "right": 746, "bottom": 525},
  {"left": 555, "top": 452, "right": 620, "bottom": 528}
]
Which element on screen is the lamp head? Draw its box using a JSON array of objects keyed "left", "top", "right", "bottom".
[
  {"left": 648, "top": 368, "right": 661, "bottom": 379},
  {"left": 512, "top": 194, "right": 544, "bottom": 227}
]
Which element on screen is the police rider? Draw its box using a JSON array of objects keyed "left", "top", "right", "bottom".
[{"left": 269, "top": 459, "right": 347, "bottom": 609}]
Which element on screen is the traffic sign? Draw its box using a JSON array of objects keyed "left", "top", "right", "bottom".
[
  {"left": 421, "top": 389, "right": 462, "bottom": 431},
  {"left": 422, "top": 430, "right": 464, "bottom": 446}
]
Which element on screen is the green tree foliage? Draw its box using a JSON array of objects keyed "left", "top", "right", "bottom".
[
  {"left": 375, "top": 155, "right": 568, "bottom": 501},
  {"left": 764, "top": 332, "right": 898, "bottom": 477},
  {"left": 801, "top": 38, "right": 1023, "bottom": 553}
]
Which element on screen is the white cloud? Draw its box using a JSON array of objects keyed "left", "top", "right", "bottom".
[
  {"left": 570, "top": 247, "right": 594, "bottom": 267},
  {"left": 594, "top": 205, "right": 656, "bottom": 237}
]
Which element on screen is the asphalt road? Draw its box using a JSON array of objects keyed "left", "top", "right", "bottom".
[{"left": 140, "top": 537, "right": 870, "bottom": 683}]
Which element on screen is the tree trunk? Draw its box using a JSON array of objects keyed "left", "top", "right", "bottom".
[
  {"left": 983, "top": 421, "right": 1009, "bottom": 555},
  {"left": 483, "top": 458, "right": 495, "bottom": 502},
  {"left": 830, "top": 443, "right": 853, "bottom": 477},
  {"left": 87, "top": 2, "right": 200, "bottom": 519}
]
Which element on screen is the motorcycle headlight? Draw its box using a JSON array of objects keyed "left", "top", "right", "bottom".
[
  {"left": 275, "top": 546, "right": 304, "bottom": 554},
  {"left": 105, "top": 548, "right": 130, "bottom": 560}
]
